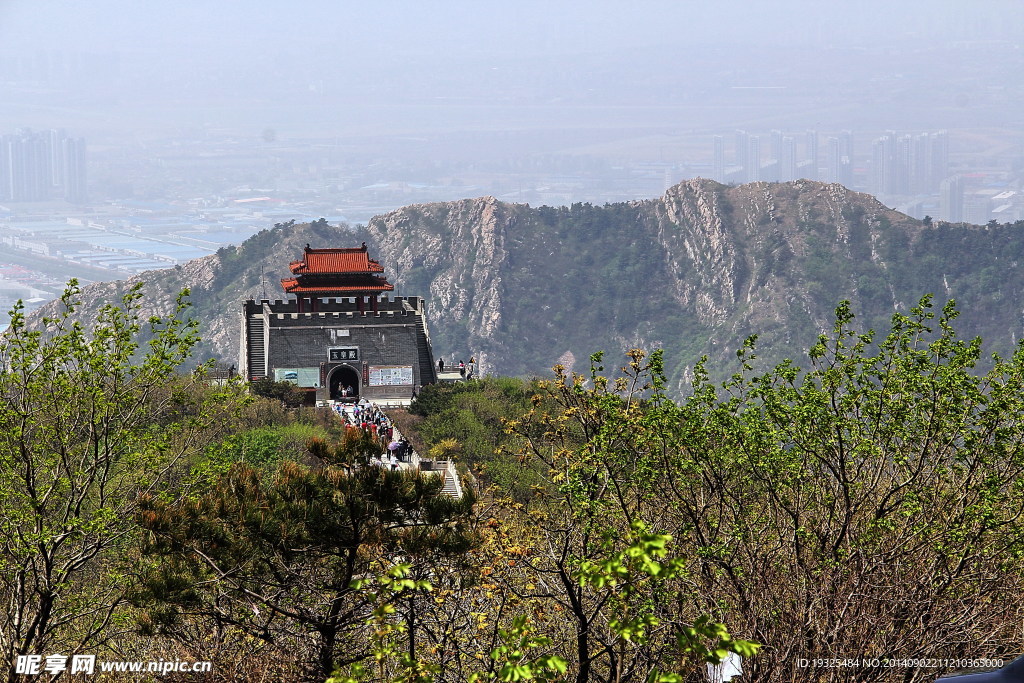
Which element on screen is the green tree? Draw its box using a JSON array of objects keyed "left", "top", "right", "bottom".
[
  {"left": 250, "top": 377, "right": 307, "bottom": 408},
  {"left": 669, "top": 297, "right": 1024, "bottom": 681},
  {"left": 0, "top": 281, "right": 200, "bottom": 678},
  {"left": 136, "top": 449, "right": 477, "bottom": 681},
  {"left": 506, "top": 351, "right": 758, "bottom": 682}
]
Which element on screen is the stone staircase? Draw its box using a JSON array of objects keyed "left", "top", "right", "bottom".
[
  {"left": 435, "top": 461, "right": 464, "bottom": 499},
  {"left": 414, "top": 315, "right": 437, "bottom": 385},
  {"left": 386, "top": 421, "right": 462, "bottom": 500},
  {"left": 247, "top": 315, "right": 266, "bottom": 379}
]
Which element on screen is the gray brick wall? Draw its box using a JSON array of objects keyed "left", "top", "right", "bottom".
[{"left": 242, "top": 298, "right": 434, "bottom": 402}]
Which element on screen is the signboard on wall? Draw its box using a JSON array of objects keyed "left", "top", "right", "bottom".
[
  {"left": 368, "top": 365, "right": 414, "bottom": 387},
  {"left": 274, "top": 368, "right": 320, "bottom": 387},
  {"left": 329, "top": 347, "right": 358, "bottom": 361}
]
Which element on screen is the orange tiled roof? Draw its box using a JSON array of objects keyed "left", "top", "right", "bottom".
[
  {"left": 289, "top": 246, "right": 385, "bottom": 274},
  {"left": 281, "top": 277, "right": 394, "bottom": 294}
]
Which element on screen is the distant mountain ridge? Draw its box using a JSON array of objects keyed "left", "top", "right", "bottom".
[{"left": 30, "top": 179, "right": 1024, "bottom": 393}]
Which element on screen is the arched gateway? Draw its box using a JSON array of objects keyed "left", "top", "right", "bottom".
[{"left": 328, "top": 365, "right": 361, "bottom": 401}]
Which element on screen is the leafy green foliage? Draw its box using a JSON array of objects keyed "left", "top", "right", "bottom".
[
  {"left": 197, "top": 422, "right": 330, "bottom": 484},
  {"left": 500, "top": 348, "right": 760, "bottom": 682},
  {"left": 411, "top": 378, "right": 546, "bottom": 499},
  {"left": 0, "top": 281, "right": 203, "bottom": 668},
  {"left": 249, "top": 377, "right": 308, "bottom": 407},
  {"left": 670, "top": 296, "right": 1024, "bottom": 680},
  {"left": 470, "top": 616, "right": 568, "bottom": 683},
  {"left": 329, "top": 564, "right": 439, "bottom": 683},
  {"left": 308, "top": 426, "right": 389, "bottom": 467}
]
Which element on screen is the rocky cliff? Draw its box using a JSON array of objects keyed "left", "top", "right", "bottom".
[
  {"left": 361, "top": 179, "right": 936, "bottom": 390},
  {"left": 29, "top": 180, "right": 1024, "bottom": 393}
]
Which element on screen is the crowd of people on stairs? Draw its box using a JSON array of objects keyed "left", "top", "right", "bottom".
[{"left": 331, "top": 398, "right": 413, "bottom": 469}]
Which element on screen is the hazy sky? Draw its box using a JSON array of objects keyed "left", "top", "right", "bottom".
[
  {"left": 0, "top": 1, "right": 1021, "bottom": 156},
  {"left": 3, "top": 0, "right": 1021, "bottom": 54}
]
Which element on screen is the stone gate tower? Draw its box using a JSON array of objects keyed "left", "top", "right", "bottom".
[{"left": 239, "top": 244, "right": 437, "bottom": 405}]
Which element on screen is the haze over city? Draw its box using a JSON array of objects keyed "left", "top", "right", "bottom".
[{"left": 0, "top": 0, "right": 1021, "bottom": 322}]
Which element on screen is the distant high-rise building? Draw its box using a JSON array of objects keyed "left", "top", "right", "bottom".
[
  {"left": 0, "top": 133, "right": 44, "bottom": 201},
  {"left": 747, "top": 136, "right": 761, "bottom": 182},
  {"left": 911, "top": 134, "right": 931, "bottom": 195},
  {"left": 964, "top": 191, "right": 993, "bottom": 225},
  {"left": 0, "top": 128, "right": 86, "bottom": 203},
  {"left": 825, "top": 136, "right": 853, "bottom": 187},
  {"left": 713, "top": 135, "right": 725, "bottom": 182},
  {"left": 61, "top": 136, "right": 87, "bottom": 203},
  {"left": 904, "top": 131, "right": 946, "bottom": 195},
  {"left": 805, "top": 130, "right": 819, "bottom": 180},
  {"left": 940, "top": 175, "right": 964, "bottom": 222},
  {"left": 770, "top": 130, "right": 783, "bottom": 165},
  {"left": 839, "top": 131, "right": 853, "bottom": 187},
  {"left": 871, "top": 132, "right": 910, "bottom": 196},
  {"left": 838, "top": 131, "right": 853, "bottom": 170},
  {"left": 826, "top": 137, "right": 841, "bottom": 183},
  {"left": 870, "top": 136, "right": 887, "bottom": 195},
  {"left": 894, "top": 134, "right": 912, "bottom": 195},
  {"left": 930, "top": 130, "right": 949, "bottom": 189},
  {"left": 780, "top": 136, "right": 797, "bottom": 181},
  {"left": 735, "top": 130, "right": 749, "bottom": 183}
]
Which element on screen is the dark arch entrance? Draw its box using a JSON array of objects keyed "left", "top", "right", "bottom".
[{"left": 329, "top": 366, "right": 360, "bottom": 401}]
